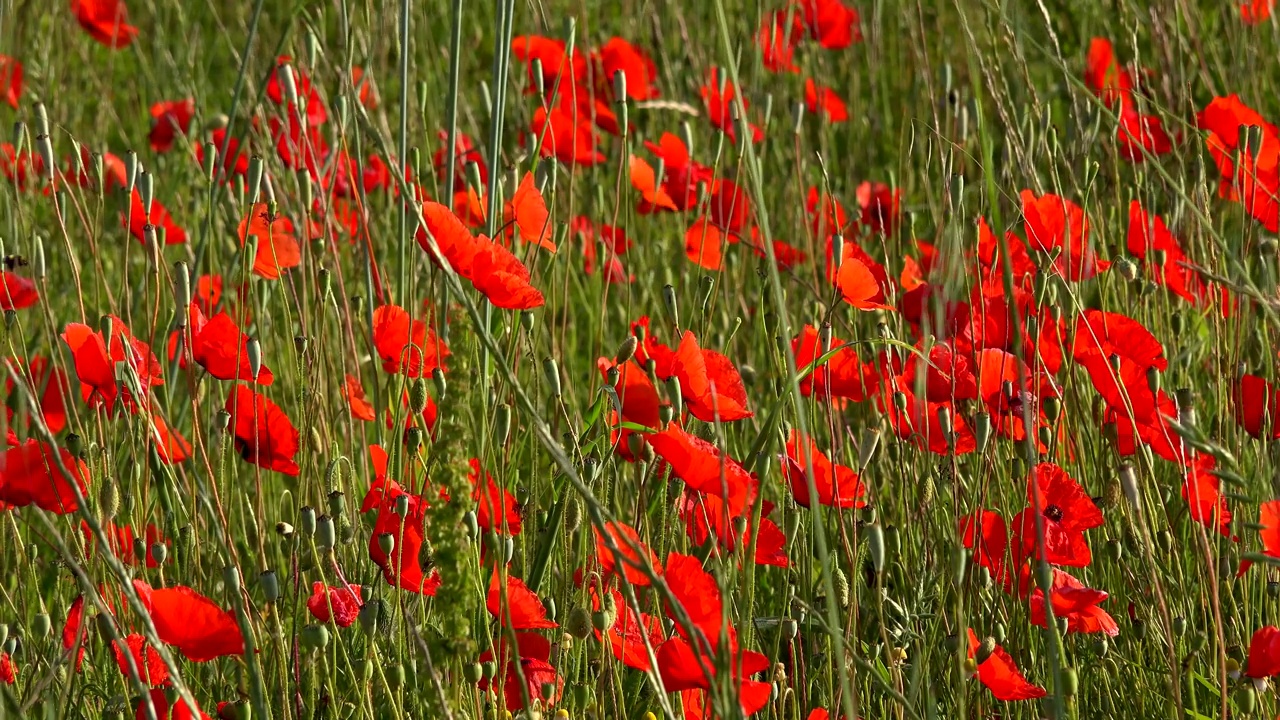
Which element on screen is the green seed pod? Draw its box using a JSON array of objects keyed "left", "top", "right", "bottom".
[
  {"left": 974, "top": 636, "right": 997, "bottom": 664},
  {"left": 432, "top": 367, "right": 447, "bottom": 400},
  {"left": 462, "top": 510, "right": 479, "bottom": 540},
  {"left": 659, "top": 404, "right": 675, "bottom": 427},
  {"left": 246, "top": 156, "right": 265, "bottom": 202},
  {"left": 973, "top": 412, "right": 992, "bottom": 455},
  {"left": 543, "top": 358, "right": 562, "bottom": 399},
  {"left": 566, "top": 607, "right": 593, "bottom": 639},
  {"left": 327, "top": 491, "right": 346, "bottom": 518},
  {"left": 405, "top": 426, "right": 424, "bottom": 456},
  {"left": 300, "top": 624, "right": 330, "bottom": 650},
  {"left": 223, "top": 565, "right": 242, "bottom": 595},
  {"left": 150, "top": 543, "right": 168, "bottom": 565},
  {"left": 31, "top": 613, "right": 50, "bottom": 638},
  {"left": 316, "top": 515, "right": 336, "bottom": 551},
  {"left": 952, "top": 547, "right": 969, "bottom": 588},
  {"left": 858, "top": 428, "right": 880, "bottom": 470},
  {"left": 259, "top": 570, "right": 280, "bottom": 603},
  {"left": 463, "top": 662, "right": 484, "bottom": 684},
  {"left": 202, "top": 142, "right": 218, "bottom": 182},
  {"left": 1061, "top": 667, "right": 1079, "bottom": 697},
  {"left": 299, "top": 506, "right": 317, "bottom": 536},
  {"left": 665, "top": 376, "right": 683, "bottom": 417},
  {"left": 780, "top": 618, "right": 798, "bottom": 642},
  {"left": 1234, "top": 684, "right": 1257, "bottom": 715},
  {"left": 387, "top": 663, "right": 406, "bottom": 689},
  {"left": 1104, "top": 538, "right": 1123, "bottom": 563},
  {"left": 865, "top": 524, "right": 885, "bottom": 574},
  {"left": 494, "top": 403, "right": 512, "bottom": 446},
  {"left": 564, "top": 496, "right": 582, "bottom": 533},
  {"left": 542, "top": 596, "right": 557, "bottom": 622},
  {"left": 408, "top": 378, "right": 430, "bottom": 415},
  {"left": 358, "top": 600, "right": 382, "bottom": 634},
  {"left": 98, "top": 477, "right": 120, "bottom": 522},
  {"left": 615, "top": 336, "right": 638, "bottom": 365},
  {"left": 481, "top": 660, "right": 498, "bottom": 680},
  {"left": 1094, "top": 636, "right": 1109, "bottom": 656},
  {"left": 1172, "top": 616, "right": 1187, "bottom": 637},
  {"left": 661, "top": 284, "right": 680, "bottom": 330},
  {"left": 993, "top": 622, "right": 1007, "bottom": 644}
]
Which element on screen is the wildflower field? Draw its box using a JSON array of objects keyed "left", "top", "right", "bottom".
[{"left": 6, "top": 0, "right": 1280, "bottom": 718}]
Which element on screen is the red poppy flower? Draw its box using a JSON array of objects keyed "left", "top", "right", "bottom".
[
  {"left": 135, "top": 690, "right": 212, "bottom": 720},
  {"left": 1010, "top": 462, "right": 1104, "bottom": 568},
  {"left": 511, "top": 36, "right": 587, "bottom": 91},
  {"left": 0, "top": 440, "right": 89, "bottom": 513},
  {"left": 965, "top": 628, "right": 1046, "bottom": 701},
  {"left": 366, "top": 481, "right": 441, "bottom": 595},
  {"left": 629, "top": 155, "right": 678, "bottom": 212},
  {"left": 84, "top": 521, "right": 169, "bottom": 567},
  {"left": 478, "top": 632, "right": 563, "bottom": 710},
  {"left": 1116, "top": 97, "right": 1173, "bottom": 162},
  {"left": 1020, "top": 190, "right": 1109, "bottom": 281},
  {"left": 470, "top": 458, "right": 523, "bottom": 535},
  {"left": 1258, "top": 499, "right": 1280, "bottom": 559},
  {"left": 225, "top": 385, "right": 300, "bottom": 476},
  {"left": 237, "top": 204, "right": 301, "bottom": 279},
  {"left": 701, "top": 67, "right": 763, "bottom": 143},
  {"left": 265, "top": 56, "right": 328, "bottom": 127},
  {"left": 1197, "top": 95, "right": 1280, "bottom": 231},
  {"left": 149, "top": 99, "right": 195, "bottom": 153},
  {"left": 804, "top": 78, "right": 848, "bottom": 122},
  {"left": 974, "top": 348, "right": 1050, "bottom": 448},
  {"left": 570, "top": 216, "right": 632, "bottom": 281},
  {"left": 1126, "top": 201, "right": 1209, "bottom": 303},
  {"left": 1083, "top": 38, "right": 1134, "bottom": 107},
  {"left": 835, "top": 243, "right": 893, "bottom": 311},
  {"left": 1028, "top": 569, "right": 1119, "bottom": 636},
  {"left": 370, "top": 304, "right": 449, "bottom": 378},
  {"left": 71, "top": 0, "right": 139, "bottom": 49},
  {"left": 486, "top": 571, "right": 557, "bottom": 629},
  {"left": 594, "top": 521, "right": 661, "bottom": 586},
  {"left": 647, "top": 424, "right": 757, "bottom": 519},
  {"left": 434, "top": 130, "right": 488, "bottom": 193},
  {"left": 529, "top": 106, "right": 605, "bottom": 167},
  {"left": 470, "top": 237, "right": 547, "bottom": 310},
  {"left": 876, "top": 358, "right": 975, "bottom": 455},
  {"left": 679, "top": 489, "right": 790, "bottom": 567},
  {"left": 62, "top": 596, "right": 87, "bottom": 671},
  {"left": 856, "top": 181, "right": 900, "bottom": 236},
  {"left": 684, "top": 217, "right": 726, "bottom": 271},
  {"left": 783, "top": 431, "right": 866, "bottom": 509},
  {"left": 504, "top": 173, "right": 555, "bottom": 251},
  {"left": 122, "top": 189, "right": 188, "bottom": 245},
  {"left": 184, "top": 303, "right": 273, "bottom": 384},
  {"left": 639, "top": 133, "right": 712, "bottom": 213},
  {"left": 1181, "top": 454, "right": 1232, "bottom": 538},
  {"left": 960, "top": 509, "right": 1010, "bottom": 590},
  {"left": 269, "top": 113, "right": 328, "bottom": 177},
  {"left": 758, "top": 10, "right": 802, "bottom": 73},
  {"left": 0, "top": 56, "right": 21, "bottom": 109},
  {"left": 791, "top": 324, "right": 876, "bottom": 401},
  {"left": 0, "top": 143, "right": 44, "bottom": 190},
  {"left": 1242, "top": 0, "right": 1274, "bottom": 23},
  {"left": 798, "top": 0, "right": 862, "bottom": 49},
  {"left": 1247, "top": 626, "right": 1280, "bottom": 678},
  {"left": 667, "top": 331, "right": 751, "bottom": 422},
  {"left": 136, "top": 582, "right": 244, "bottom": 662},
  {"left": 598, "top": 357, "right": 662, "bottom": 430},
  {"left": 342, "top": 374, "right": 375, "bottom": 421},
  {"left": 591, "top": 585, "right": 663, "bottom": 670},
  {"left": 306, "top": 582, "right": 362, "bottom": 627},
  {"left": 1071, "top": 309, "right": 1166, "bottom": 421},
  {"left": 112, "top": 633, "right": 168, "bottom": 686},
  {"left": 0, "top": 271, "right": 37, "bottom": 312},
  {"left": 902, "top": 342, "right": 978, "bottom": 403},
  {"left": 196, "top": 128, "right": 250, "bottom": 181},
  {"left": 594, "top": 38, "right": 659, "bottom": 101}
]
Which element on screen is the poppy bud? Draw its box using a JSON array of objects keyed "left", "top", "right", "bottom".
[
  {"left": 243, "top": 336, "right": 262, "bottom": 382},
  {"left": 936, "top": 405, "right": 954, "bottom": 446},
  {"left": 543, "top": 358, "right": 562, "bottom": 399},
  {"left": 561, "top": 606, "right": 594, "bottom": 640},
  {"left": 150, "top": 542, "right": 168, "bottom": 565},
  {"left": 405, "top": 426, "right": 424, "bottom": 456},
  {"left": 1234, "top": 685, "right": 1257, "bottom": 715},
  {"left": 592, "top": 603, "right": 617, "bottom": 633},
  {"left": 358, "top": 600, "right": 382, "bottom": 634},
  {"left": 299, "top": 506, "right": 317, "bottom": 536},
  {"left": 316, "top": 514, "right": 336, "bottom": 550},
  {"left": 1061, "top": 666, "right": 1079, "bottom": 697},
  {"left": 892, "top": 391, "right": 908, "bottom": 413},
  {"left": 1156, "top": 529, "right": 1172, "bottom": 553},
  {"left": 865, "top": 524, "right": 886, "bottom": 574},
  {"left": 1114, "top": 257, "right": 1138, "bottom": 282},
  {"left": 463, "top": 662, "right": 484, "bottom": 684},
  {"left": 562, "top": 495, "right": 583, "bottom": 535},
  {"left": 259, "top": 570, "right": 279, "bottom": 603},
  {"left": 1240, "top": 123, "right": 1264, "bottom": 160},
  {"left": 387, "top": 663, "right": 406, "bottom": 689},
  {"left": 664, "top": 376, "right": 683, "bottom": 417},
  {"left": 952, "top": 547, "right": 969, "bottom": 588},
  {"left": 463, "top": 511, "right": 480, "bottom": 540},
  {"left": 30, "top": 612, "right": 50, "bottom": 638},
  {"left": 247, "top": 156, "right": 265, "bottom": 203},
  {"left": 1040, "top": 395, "right": 1061, "bottom": 422},
  {"left": 326, "top": 490, "right": 346, "bottom": 519},
  {"left": 1104, "top": 538, "right": 1123, "bottom": 563},
  {"left": 432, "top": 367, "right": 447, "bottom": 400},
  {"left": 530, "top": 58, "right": 546, "bottom": 96},
  {"left": 300, "top": 624, "right": 329, "bottom": 650},
  {"left": 614, "top": 71, "right": 629, "bottom": 131},
  {"left": 201, "top": 141, "right": 218, "bottom": 182},
  {"left": 1119, "top": 463, "right": 1140, "bottom": 508},
  {"left": 974, "top": 636, "right": 996, "bottom": 664}
]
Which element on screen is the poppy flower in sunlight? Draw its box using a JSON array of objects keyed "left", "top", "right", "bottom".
[
  {"left": 973, "top": 348, "right": 1050, "bottom": 448},
  {"left": 342, "top": 374, "right": 375, "bottom": 421},
  {"left": 225, "top": 384, "right": 300, "bottom": 476},
  {"left": 0, "top": 440, "right": 89, "bottom": 513},
  {"left": 680, "top": 489, "right": 790, "bottom": 567},
  {"left": 5, "top": 356, "right": 69, "bottom": 435},
  {"left": 1116, "top": 97, "right": 1173, "bottom": 162},
  {"left": 0, "top": 271, "right": 37, "bottom": 311},
  {"left": 791, "top": 325, "right": 875, "bottom": 401},
  {"left": 647, "top": 425, "right": 757, "bottom": 518},
  {"left": 1010, "top": 462, "right": 1104, "bottom": 569},
  {"left": 0, "top": 143, "right": 44, "bottom": 190},
  {"left": 435, "top": 130, "right": 488, "bottom": 193},
  {"left": 855, "top": 181, "right": 899, "bottom": 236},
  {"left": 965, "top": 628, "right": 1046, "bottom": 701},
  {"left": 470, "top": 458, "right": 523, "bottom": 535},
  {"left": 783, "top": 431, "right": 867, "bottom": 508},
  {"left": 370, "top": 304, "right": 448, "bottom": 378},
  {"left": 512, "top": 35, "right": 587, "bottom": 91},
  {"left": 590, "top": 585, "right": 664, "bottom": 671},
  {"left": 470, "top": 238, "right": 547, "bottom": 310},
  {"left": 1125, "top": 200, "right": 1209, "bottom": 304},
  {"left": 570, "top": 216, "right": 632, "bottom": 281},
  {"left": 758, "top": 10, "right": 802, "bottom": 73},
  {"left": 1235, "top": 374, "right": 1280, "bottom": 439},
  {"left": 668, "top": 331, "right": 752, "bottom": 422},
  {"left": 366, "top": 482, "right": 441, "bottom": 595},
  {"left": 701, "top": 67, "right": 763, "bottom": 143},
  {"left": 594, "top": 521, "right": 661, "bottom": 586},
  {"left": 122, "top": 189, "right": 188, "bottom": 245},
  {"left": 594, "top": 37, "right": 659, "bottom": 101},
  {"left": 1071, "top": 309, "right": 1167, "bottom": 421},
  {"left": 1028, "top": 569, "right": 1118, "bottom": 636},
  {"left": 265, "top": 56, "right": 328, "bottom": 127},
  {"left": 62, "top": 316, "right": 163, "bottom": 413},
  {"left": 148, "top": 99, "right": 195, "bottom": 153},
  {"left": 529, "top": 106, "right": 605, "bottom": 167},
  {"left": 1258, "top": 500, "right": 1280, "bottom": 560},
  {"left": 685, "top": 218, "right": 726, "bottom": 271},
  {"left": 269, "top": 113, "right": 328, "bottom": 176},
  {"left": 478, "top": 632, "right": 563, "bottom": 710},
  {"left": 112, "top": 634, "right": 168, "bottom": 686},
  {"left": 1083, "top": 38, "right": 1134, "bottom": 107},
  {"left": 83, "top": 521, "right": 169, "bottom": 567},
  {"left": 903, "top": 342, "right": 978, "bottom": 403},
  {"left": 960, "top": 509, "right": 1010, "bottom": 590},
  {"left": 0, "top": 56, "right": 21, "bottom": 109},
  {"left": 629, "top": 155, "right": 678, "bottom": 212},
  {"left": 835, "top": 243, "right": 893, "bottom": 310},
  {"left": 1247, "top": 626, "right": 1280, "bottom": 678},
  {"left": 1020, "top": 190, "right": 1109, "bottom": 281},
  {"left": 72, "top": 0, "right": 139, "bottom": 49},
  {"left": 135, "top": 689, "right": 211, "bottom": 720},
  {"left": 136, "top": 582, "right": 244, "bottom": 662},
  {"left": 1197, "top": 95, "right": 1280, "bottom": 231},
  {"left": 237, "top": 204, "right": 301, "bottom": 279},
  {"left": 197, "top": 128, "right": 250, "bottom": 181},
  {"left": 799, "top": 0, "right": 863, "bottom": 49},
  {"left": 1182, "top": 454, "right": 1233, "bottom": 538},
  {"left": 876, "top": 357, "right": 976, "bottom": 456},
  {"left": 598, "top": 357, "right": 662, "bottom": 432},
  {"left": 1242, "top": 0, "right": 1274, "bottom": 24},
  {"left": 486, "top": 572, "right": 557, "bottom": 629},
  {"left": 184, "top": 303, "right": 273, "bottom": 384},
  {"left": 805, "top": 78, "right": 848, "bottom": 122},
  {"left": 307, "top": 582, "right": 363, "bottom": 627},
  {"left": 640, "top": 133, "right": 711, "bottom": 213},
  {"left": 504, "top": 173, "right": 555, "bottom": 251}
]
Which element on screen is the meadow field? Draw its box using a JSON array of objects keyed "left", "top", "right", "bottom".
[{"left": 2, "top": 0, "right": 1280, "bottom": 718}]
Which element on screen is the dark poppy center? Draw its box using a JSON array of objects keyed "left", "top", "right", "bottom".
[{"left": 1044, "top": 504, "right": 1064, "bottom": 522}]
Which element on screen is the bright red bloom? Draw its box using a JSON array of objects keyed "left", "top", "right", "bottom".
[
  {"left": 1028, "top": 569, "right": 1119, "bottom": 636},
  {"left": 370, "top": 304, "right": 449, "bottom": 378},
  {"left": 225, "top": 385, "right": 300, "bottom": 476},
  {"left": 1011, "top": 463, "right": 1104, "bottom": 569},
  {"left": 1234, "top": 374, "right": 1280, "bottom": 439},
  {"left": 685, "top": 217, "right": 726, "bottom": 271},
  {"left": 112, "top": 633, "right": 169, "bottom": 686},
  {"left": 856, "top": 181, "right": 900, "bottom": 236},
  {"left": 1021, "top": 190, "right": 1109, "bottom": 281},
  {"left": 149, "top": 99, "right": 195, "bottom": 153},
  {"left": 783, "top": 431, "right": 867, "bottom": 508},
  {"left": 529, "top": 106, "right": 605, "bottom": 167},
  {"left": 196, "top": 128, "right": 250, "bottom": 180},
  {"left": 365, "top": 480, "right": 441, "bottom": 595},
  {"left": 1083, "top": 38, "right": 1134, "bottom": 107},
  {"left": 835, "top": 243, "right": 893, "bottom": 311},
  {"left": 486, "top": 571, "right": 557, "bottom": 629},
  {"left": 136, "top": 582, "right": 245, "bottom": 662},
  {"left": 122, "top": 189, "right": 188, "bottom": 245},
  {"left": 701, "top": 67, "right": 763, "bottom": 143},
  {"left": 965, "top": 628, "right": 1046, "bottom": 701},
  {"left": 960, "top": 509, "right": 1010, "bottom": 590},
  {"left": 185, "top": 303, "right": 274, "bottom": 384},
  {"left": 647, "top": 424, "right": 757, "bottom": 518},
  {"left": 62, "top": 316, "right": 163, "bottom": 413},
  {"left": 135, "top": 690, "right": 211, "bottom": 720},
  {"left": 342, "top": 374, "right": 375, "bottom": 421},
  {"left": 678, "top": 489, "right": 789, "bottom": 567},
  {"left": 1071, "top": 309, "right": 1166, "bottom": 421},
  {"left": 0, "top": 440, "right": 89, "bottom": 513},
  {"left": 594, "top": 37, "right": 659, "bottom": 101},
  {"left": 71, "top": 0, "right": 139, "bottom": 48},
  {"left": 504, "top": 173, "right": 554, "bottom": 251},
  {"left": 237, "top": 204, "right": 301, "bottom": 279},
  {"left": 638, "top": 133, "right": 712, "bottom": 213},
  {"left": 1126, "top": 200, "right": 1210, "bottom": 304},
  {"left": 477, "top": 632, "right": 563, "bottom": 710},
  {"left": 4, "top": 355, "right": 69, "bottom": 437},
  {"left": 0, "top": 271, "right": 37, "bottom": 311},
  {"left": 667, "top": 331, "right": 752, "bottom": 422},
  {"left": 306, "top": 582, "right": 363, "bottom": 627},
  {"left": 758, "top": 10, "right": 802, "bottom": 73},
  {"left": 1258, "top": 499, "right": 1280, "bottom": 559},
  {"left": 511, "top": 35, "right": 587, "bottom": 90},
  {"left": 434, "top": 130, "right": 488, "bottom": 193},
  {"left": 1247, "top": 626, "right": 1280, "bottom": 678},
  {"left": 629, "top": 155, "right": 678, "bottom": 212},
  {"left": 265, "top": 56, "right": 328, "bottom": 127},
  {"left": 470, "top": 458, "right": 523, "bottom": 535},
  {"left": 594, "top": 521, "right": 661, "bottom": 586},
  {"left": 1182, "top": 454, "right": 1232, "bottom": 538},
  {"left": 1198, "top": 95, "right": 1280, "bottom": 231},
  {"left": 598, "top": 357, "right": 662, "bottom": 429},
  {"left": 591, "top": 585, "right": 663, "bottom": 671},
  {"left": 791, "top": 324, "right": 876, "bottom": 401},
  {"left": 1242, "top": 0, "right": 1274, "bottom": 23},
  {"left": 799, "top": 0, "right": 862, "bottom": 49},
  {"left": 804, "top": 78, "right": 848, "bottom": 122},
  {"left": 1116, "top": 97, "right": 1174, "bottom": 162},
  {"left": 0, "top": 56, "right": 21, "bottom": 109}
]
